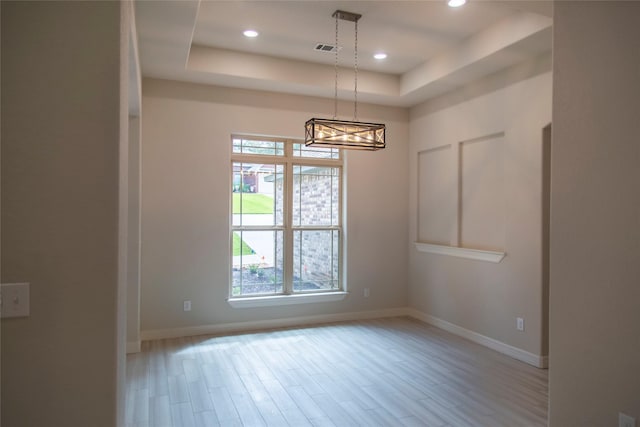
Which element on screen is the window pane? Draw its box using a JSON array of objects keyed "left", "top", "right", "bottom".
[
  {"left": 293, "top": 230, "right": 339, "bottom": 292},
  {"left": 231, "top": 137, "right": 343, "bottom": 297},
  {"left": 233, "top": 138, "right": 284, "bottom": 156},
  {"left": 293, "top": 143, "right": 340, "bottom": 159},
  {"left": 293, "top": 166, "right": 340, "bottom": 226},
  {"left": 232, "top": 163, "right": 283, "bottom": 226},
  {"left": 232, "top": 230, "right": 284, "bottom": 296}
]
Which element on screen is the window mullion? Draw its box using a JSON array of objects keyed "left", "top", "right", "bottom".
[
  {"left": 339, "top": 165, "right": 344, "bottom": 287},
  {"left": 284, "top": 145, "right": 294, "bottom": 295}
]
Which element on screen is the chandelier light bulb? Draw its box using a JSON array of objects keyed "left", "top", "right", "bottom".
[{"left": 448, "top": 0, "right": 467, "bottom": 8}]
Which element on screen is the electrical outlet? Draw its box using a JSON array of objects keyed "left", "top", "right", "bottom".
[
  {"left": 516, "top": 317, "right": 524, "bottom": 331},
  {"left": 363, "top": 288, "right": 370, "bottom": 298},
  {"left": 1, "top": 283, "right": 30, "bottom": 318},
  {"left": 619, "top": 413, "right": 636, "bottom": 427},
  {"left": 183, "top": 300, "right": 192, "bottom": 312}
]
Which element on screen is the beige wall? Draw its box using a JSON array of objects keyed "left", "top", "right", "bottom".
[
  {"left": 140, "top": 79, "right": 409, "bottom": 333},
  {"left": 127, "top": 116, "right": 141, "bottom": 352},
  {"left": 1, "top": 2, "right": 127, "bottom": 426},
  {"left": 550, "top": 2, "right": 640, "bottom": 425},
  {"left": 408, "top": 56, "right": 552, "bottom": 358}
]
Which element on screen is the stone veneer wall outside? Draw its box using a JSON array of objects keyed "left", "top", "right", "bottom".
[{"left": 275, "top": 170, "right": 340, "bottom": 289}]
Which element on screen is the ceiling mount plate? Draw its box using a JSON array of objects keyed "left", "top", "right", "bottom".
[{"left": 332, "top": 10, "right": 361, "bottom": 22}]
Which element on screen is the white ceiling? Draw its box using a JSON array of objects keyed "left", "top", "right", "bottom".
[{"left": 135, "top": 0, "right": 552, "bottom": 107}]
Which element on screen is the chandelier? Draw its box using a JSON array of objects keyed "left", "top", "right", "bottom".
[{"left": 305, "top": 10, "right": 386, "bottom": 151}]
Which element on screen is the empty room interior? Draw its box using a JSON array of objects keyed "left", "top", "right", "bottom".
[{"left": 1, "top": 1, "right": 639, "bottom": 426}]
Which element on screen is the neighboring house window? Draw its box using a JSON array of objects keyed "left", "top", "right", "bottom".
[{"left": 231, "top": 136, "right": 342, "bottom": 297}]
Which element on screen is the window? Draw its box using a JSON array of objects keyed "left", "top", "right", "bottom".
[{"left": 231, "top": 136, "right": 343, "bottom": 299}]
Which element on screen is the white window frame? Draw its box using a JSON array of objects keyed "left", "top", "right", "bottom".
[{"left": 229, "top": 136, "right": 347, "bottom": 307}]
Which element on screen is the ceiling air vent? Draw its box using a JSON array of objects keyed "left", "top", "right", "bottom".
[{"left": 314, "top": 43, "right": 341, "bottom": 53}]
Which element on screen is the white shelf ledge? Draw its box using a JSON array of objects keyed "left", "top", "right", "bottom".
[
  {"left": 414, "top": 242, "right": 505, "bottom": 263},
  {"left": 228, "top": 291, "right": 348, "bottom": 308}
]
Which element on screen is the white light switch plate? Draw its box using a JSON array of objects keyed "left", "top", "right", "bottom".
[
  {"left": 1, "top": 282, "right": 30, "bottom": 318},
  {"left": 619, "top": 413, "right": 636, "bottom": 427}
]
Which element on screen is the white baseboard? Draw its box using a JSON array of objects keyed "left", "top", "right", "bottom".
[
  {"left": 126, "top": 340, "right": 141, "bottom": 354},
  {"left": 140, "top": 307, "right": 408, "bottom": 341},
  {"left": 406, "top": 308, "right": 548, "bottom": 369}
]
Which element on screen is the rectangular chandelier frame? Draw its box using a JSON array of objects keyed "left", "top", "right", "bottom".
[{"left": 305, "top": 118, "right": 386, "bottom": 151}]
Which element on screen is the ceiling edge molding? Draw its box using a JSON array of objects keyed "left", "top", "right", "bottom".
[{"left": 401, "top": 11, "right": 552, "bottom": 96}]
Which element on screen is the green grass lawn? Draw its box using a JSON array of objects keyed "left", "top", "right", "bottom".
[
  {"left": 232, "top": 232, "right": 254, "bottom": 256},
  {"left": 233, "top": 193, "right": 273, "bottom": 214}
]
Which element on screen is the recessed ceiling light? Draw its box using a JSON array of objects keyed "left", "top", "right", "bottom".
[
  {"left": 374, "top": 53, "right": 387, "bottom": 60},
  {"left": 243, "top": 30, "right": 259, "bottom": 38},
  {"left": 448, "top": 0, "right": 466, "bottom": 7}
]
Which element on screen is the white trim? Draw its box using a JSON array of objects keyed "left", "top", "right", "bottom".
[
  {"left": 414, "top": 242, "right": 505, "bottom": 263},
  {"left": 406, "top": 308, "right": 547, "bottom": 368},
  {"left": 126, "top": 341, "right": 141, "bottom": 354},
  {"left": 141, "top": 307, "right": 407, "bottom": 341},
  {"left": 228, "top": 291, "right": 348, "bottom": 308}
]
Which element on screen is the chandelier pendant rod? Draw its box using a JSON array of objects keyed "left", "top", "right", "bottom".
[
  {"left": 334, "top": 12, "right": 338, "bottom": 120},
  {"left": 354, "top": 19, "right": 358, "bottom": 122}
]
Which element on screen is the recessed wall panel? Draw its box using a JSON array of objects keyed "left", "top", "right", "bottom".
[
  {"left": 418, "top": 145, "right": 455, "bottom": 245},
  {"left": 460, "top": 134, "right": 505, "bottom": 251}
]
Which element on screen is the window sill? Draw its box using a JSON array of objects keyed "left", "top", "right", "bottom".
[
  {"left": 414, "top": 242, "right": 505, "bottom": 263},
  {"left": 228, "top": 291, "right": 348, "bottom": 308}
]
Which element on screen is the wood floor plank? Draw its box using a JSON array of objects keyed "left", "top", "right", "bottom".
[
  {"left": 419, "top": 398, "right": 482, "bottom": 427},
  {"left": 252, "top": 398, "right": 289, "bottom": 426},
  {"left": 399, "top": 415, "right": 431, "bottom": 427},
  {"left": 149, "top": 394, "right": 172, "bottom": 427},
  {"left": 336, "top": 400, "right": 387, "bottom": 427},
  {"left": 310, "top": 392, "right": 360, "bottom": 426},
  {"left": 370, "top": 406, "right": 404, "bottom": 426},
  {"left": 309, "top": 373, "right": 359, "bottom": 404},
  {"left": 309, "top": 416, "right": 335, "bottom": 427},
  {"left": 280, "top": 408, "right": 313, "bottom": 427},
  {"left": 132, "top": 388, "right": 150, "bottom": 425},
  {"left": 187, "top": 379, "right": 214, "bottom": 413},
  {"left": 290, "top": 368, "right": 326, "bottom": 397},
  {"left": 127, "top": 317, "right": 548, "bottom": 427},
  {"left": 270, "top": 366, "right": 302, "bottom": 388},
  {"left": 168, "top": 374, "right": 190, "bottom": 404},
  {"left": 285, "top": 385, "right": 326, "bottom": 420},
  {"left": 192, "top": 411, "right": 220, "bottom": 427},
  {"left": 362, "top": 384, "right": 416, "bottom": 418},
  {"left": 238, "top": 373, "right": 290, "bottom": 425},
  {"left": 183, "top": 358, "right": 203, "bottom": 383},
  {"left": 171, "top": 402, "right": 196, "bottom": 427},
  {"left": 209, "top": 387, "right": 242, "bottom": 426},
  {"left": 228, "top": 388, "right": 266, "bottom": 426},
  {"left": 260, "top": 379, "right": 302, "bottom": 413}
]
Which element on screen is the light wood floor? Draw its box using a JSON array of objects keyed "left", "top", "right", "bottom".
[{"left": 126, "top": 317, "right": 548, "bottom": 427}]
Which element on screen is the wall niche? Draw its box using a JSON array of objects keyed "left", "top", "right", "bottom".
[{"left": 416, "top": 132, "right": 506, "bottom": 263}]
